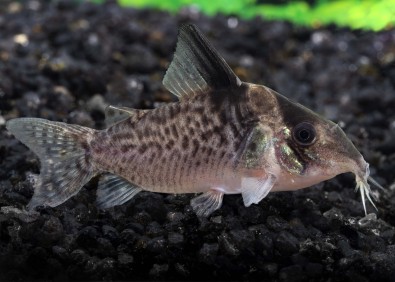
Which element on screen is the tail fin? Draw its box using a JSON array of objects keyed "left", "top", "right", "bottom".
[{"left": 6, "top": 118, "right": 98, "bottom": 210}]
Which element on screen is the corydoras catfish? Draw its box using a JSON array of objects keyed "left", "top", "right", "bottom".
[{"left": 6, "top": 24, "right": 382, "bottom": 217}]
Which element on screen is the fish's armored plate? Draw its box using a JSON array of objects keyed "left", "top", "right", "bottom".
[{"left": 6, "top": 24, "right": 382, "bottom": 217}]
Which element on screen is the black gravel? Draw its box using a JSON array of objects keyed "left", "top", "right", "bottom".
[{"left": 1, "top": 1, "right": 395, "bottom": 281}]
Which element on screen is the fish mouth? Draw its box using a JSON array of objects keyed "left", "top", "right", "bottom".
[{"left": 354, "top": 161, "right": 384, "bottom": 215}]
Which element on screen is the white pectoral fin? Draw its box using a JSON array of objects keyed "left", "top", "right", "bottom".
[
  {"left": 190, "top": 190, "right": 224, "bottom": 217},
  {"left": 241, "top": 173, "right": 277, "bottom": 207}
]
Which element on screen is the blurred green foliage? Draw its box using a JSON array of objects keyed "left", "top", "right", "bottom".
[{"left": 90, "top": 0, "right": 395, "bottom": 31}]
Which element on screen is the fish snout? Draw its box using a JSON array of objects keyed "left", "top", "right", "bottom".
[{"left": 355, "top": 157, "right": 370, "bottom": 182}]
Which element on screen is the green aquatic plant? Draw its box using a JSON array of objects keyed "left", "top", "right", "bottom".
[
  {"left": 259, "top": 0, "right": 395, "bottom": 31},
  {"left": 89, "top": 0, "right": 395, "bottom": 31}
]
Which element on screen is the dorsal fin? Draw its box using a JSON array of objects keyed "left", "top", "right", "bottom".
[
  {"left": 163, "top": 24, "right": 241, "bottom": 100},
  {"left": 104, "top": 105, "right": 149, "bottom": 127}
]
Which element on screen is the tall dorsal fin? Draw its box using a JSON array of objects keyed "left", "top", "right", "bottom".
[{"left": 163, "top": 24, "right": 241, "bottom": 100}]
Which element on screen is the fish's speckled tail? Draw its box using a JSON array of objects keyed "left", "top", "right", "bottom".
[{"left": 6, "top": 118, "right": 98, "bottom": 210}]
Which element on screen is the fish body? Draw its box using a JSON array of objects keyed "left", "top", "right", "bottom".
[
  {"left": 92, "top": 95, "right": 247, "bottom": 195},
  {"left": 6, "top": 24, "right": 380, "bottom": 216}
]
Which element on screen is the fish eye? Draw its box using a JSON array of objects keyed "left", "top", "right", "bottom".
[{"left": 293, "top": 122, "right": 316, "bottom": 146}]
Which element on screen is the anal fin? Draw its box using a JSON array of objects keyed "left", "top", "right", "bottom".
[
  {"left": 190, "top": 190, "right": 223, "bottom": 217},
  {"left": 241, "top": 173, "right": 276, "bottom": 207},
  {"left": 97, "top": 173, "right": 142, "bottom": 208}
]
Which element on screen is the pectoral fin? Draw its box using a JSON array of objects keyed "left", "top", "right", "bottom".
[
  {"left": 241, "top": 173, "right": 276, "bottom": 207},
  {"left": 97, "top": 173, "right": 142, "bottom": 208},
  {"left": 190, "top": 190, "right": 224, "bottom": 217}
]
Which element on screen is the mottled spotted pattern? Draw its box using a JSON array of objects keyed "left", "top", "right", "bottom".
[{"left": 90, "top": 91, "right": 255, "bottom": 193}]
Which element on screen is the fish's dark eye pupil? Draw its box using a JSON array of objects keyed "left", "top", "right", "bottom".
[
  {"left": 293, "top": 122, "right": 316, "bottom": 145},
  {"left": 298, "top": 129, "right": 310, "bottom": 141}
]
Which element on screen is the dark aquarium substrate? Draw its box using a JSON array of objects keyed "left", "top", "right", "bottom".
[{"left": 1, "top": 1, "right": 395, "bottom": 281}]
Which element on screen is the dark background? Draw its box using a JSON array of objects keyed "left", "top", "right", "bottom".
[{"left": 0, "top": 1, "right": 395, "bottom": 281}]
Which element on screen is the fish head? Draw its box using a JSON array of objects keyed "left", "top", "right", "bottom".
[
  {"left": 286, "top": 119, "right": 368, "bottom": 181},
  {"left": 247, "top": 85, "right": 373, "bottom": 201},
  {"left": 269, "top": 91, "right": 369, "bottom": 187}
]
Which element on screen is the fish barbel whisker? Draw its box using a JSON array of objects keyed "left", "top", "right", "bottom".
[
  {"left": 356, "top": 176, "right": 378, "bottom": 216},
  {"left": 368, "top": 176, "right": 386, "bottom": 191}
]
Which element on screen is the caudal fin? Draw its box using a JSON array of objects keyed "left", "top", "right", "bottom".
[{"left": 6, "top": 118, "right": 98, "bottom": 210}]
